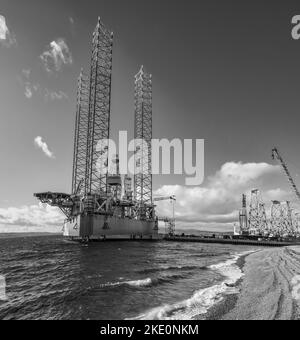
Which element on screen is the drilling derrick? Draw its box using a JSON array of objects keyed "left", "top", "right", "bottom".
[
  {"left": 72, "top": 70, "right": 90, "bottom": 196},
  {"left": 86, "top": 17, "right": 113, "bottom": 195},
  {"left": 134, "top": 66, "right": 153, "bottom": 207},
  {"left": 248, "top": 189, "right": 268, "bottom": 235}
]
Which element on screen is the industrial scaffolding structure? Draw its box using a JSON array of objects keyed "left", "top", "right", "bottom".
[
  {"left": 238, "top": 147, "right": 300, "bottom": 239},
  {"left": 248, "top": 189, "right": 268, "bottom": 235},
  {"left": 239, "top": 194, "right": 300, "bottom": 238}
]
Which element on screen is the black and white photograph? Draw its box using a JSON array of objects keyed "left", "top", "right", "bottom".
[{"left": 1, "top": 0, "right": 300, "bottom": 325}]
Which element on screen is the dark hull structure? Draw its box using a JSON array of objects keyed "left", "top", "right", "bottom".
[{"left": 63, "top": 214, "right": 158, "bottom": 240}]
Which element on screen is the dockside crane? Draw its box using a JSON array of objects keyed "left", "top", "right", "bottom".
[
  {"left": 272, "top": 147, "right": 300, "bottom": 202},
  {"left": 153, "top": 196, "right": 176, "bottom": 236}
]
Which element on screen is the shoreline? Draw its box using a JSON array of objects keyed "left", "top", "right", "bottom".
[
  {"left": 0, "top": 233, "right": 60, "bottom": 239},
  {"left": 202, "top": 252, "right": 252, "bottom": 320}
]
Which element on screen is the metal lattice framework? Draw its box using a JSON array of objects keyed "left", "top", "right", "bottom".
[
  {"left": 271, "top": 201, "right": 284, "bottom": 236},
  {"left": 248, "top": 189, "right": 268, "bottom": 235},
  {"left": 294, "top": 213, "right": 300, "bottom": 236},
  {"left": 86, "top": 17, "right": 113, "bottom": 195},
  {"left": 281, "top": 201, "right": 294, "bottom": 236},
  {"left": 72, "top": 69, "right": 90, "bottom": 195},
  {"left": 134, "top": 66, "right": 153, "bottom": 205}
]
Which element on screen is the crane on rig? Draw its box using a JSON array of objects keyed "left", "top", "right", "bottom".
[
  {"left": 153, "top": 195, "right": 176, "bottom": 202},
  {"left": 272, "top": 147, "right": 300, "bottom": 201}
]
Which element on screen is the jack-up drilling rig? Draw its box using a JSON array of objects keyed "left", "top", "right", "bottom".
[{"left": 34, "top": 18, "right": 165, "bottom": 241}]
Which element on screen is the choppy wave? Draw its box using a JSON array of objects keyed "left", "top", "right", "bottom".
[
  {"left": 100, "top": 272, "right": 190, "bottom": 289},
  {"left": 0, "top": 236, "right": 260, "bottom": 320},
  {"left": 191, "top": 252, "right": 231, "bottom": 258},
  {"left": 137, "top": 265, "right": 200, "bottom": 275},
  {"left": 129, "top": 251, "right": 255, "bottom": 320}
]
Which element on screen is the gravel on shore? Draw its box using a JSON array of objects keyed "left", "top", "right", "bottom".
[{"left": 206, "top": 246, "right": 300, "bottom": 320}]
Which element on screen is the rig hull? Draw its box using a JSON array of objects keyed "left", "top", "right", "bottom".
[{"left": 63, "top": 214, "right": 158, "bottom": 240}]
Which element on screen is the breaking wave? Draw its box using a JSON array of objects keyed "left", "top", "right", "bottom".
[
  {"left": 100, "top": 272, "right": 190, "bottom": 289},
  {"left": 129, "top": 251, "right": 255, "bottom": 320},
  {"left": 137, "top": 265, "right": 200, "bottom": 275}
]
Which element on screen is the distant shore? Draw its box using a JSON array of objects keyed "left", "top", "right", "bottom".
[
  {"left": 206, "top": 246, "right": 300, "bottom": 320},
  {"left": 0, "top": 232, "right": 60, "bottom": 239}
]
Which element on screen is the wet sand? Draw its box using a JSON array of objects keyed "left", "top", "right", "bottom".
[{"left": 211, "top": 246, "right": 300, "bottom": 320}]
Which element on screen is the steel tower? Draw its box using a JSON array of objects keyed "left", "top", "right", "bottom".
[
  {"left": 134, "top": 66, "right": 153, "bottom": 205},
  {"left": 239, "top": 194, "right": 248, "bottom": 233},
  {"left": 86, "top": 17, "right": 113, "bottom": 195},
  {"left": 72, "top": 70, "right": 90, "bottom": 195}
]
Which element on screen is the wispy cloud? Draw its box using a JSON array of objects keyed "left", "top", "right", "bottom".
[
  {"left": 19, "top": 69, "right": 67, "bottom": 101},
  {"left": 0, "top": 14, "right": 17, "bottom": 47},
  {"left": 20, "top": 69, "right": 40, "bottom": 99},
  {"left": 45, "top": 89, "right": 68, "bottom": 101},
  {"left": 40, "top": 38, "right": 73, "bottom": 73},
  {"left": 34, "top": 136, "right": 55, "bottom": 159}
]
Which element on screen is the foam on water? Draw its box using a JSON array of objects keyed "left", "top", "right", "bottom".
[
  {"left": 129, "top": 251, "right": 255, "bottom": 320},
  {"left": 100, "top": 278, "right": 153, "bottom": 288},
  {"left": 125, "top": 278, "right": 153, "bottom": 287}
]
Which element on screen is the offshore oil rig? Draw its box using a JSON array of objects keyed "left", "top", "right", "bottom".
[
  {"left": 34, "top": 18, "right": 176, "bottom": 241},
  {"left": 238, "top": 148, "right": 300, "bottom": 240}
]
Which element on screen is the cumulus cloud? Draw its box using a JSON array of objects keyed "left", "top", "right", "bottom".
[
  {"left": 0, "top": 15, "right": 8, "bottom": 40},
  {"left": 0, "top": 15, "right": 16, "bottom": 47},
  {"left": 40, "top": 38, "right": 73, "bottom": 73},
  {"left": 155, "top": 162, "right": 285, "bottom": 232},
  {"left": 0, "top": 203, "right": 64, "bottom": 233},
  {"left": 34, "top": 136, "right": 55, "bottom": 159}
]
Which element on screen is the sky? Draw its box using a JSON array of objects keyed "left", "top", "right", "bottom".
[{"left": 1, "top": 0, "right": 300, "bottom": 232}]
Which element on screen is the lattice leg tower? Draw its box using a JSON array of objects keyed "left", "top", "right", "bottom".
[
  {"left": 86, "top": 17, "right": 113, "bottom": 195},
  {"left": 134, "top": 66, "right": 153, "bottom": 205},
  {"left": 72, "top": 69, "right": 90, "bottom": 195}
]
